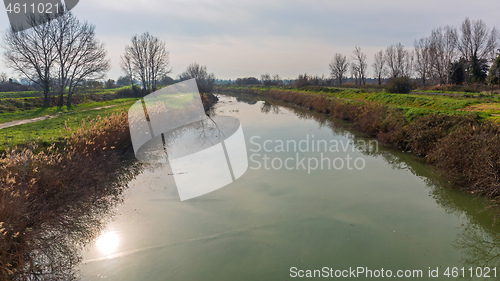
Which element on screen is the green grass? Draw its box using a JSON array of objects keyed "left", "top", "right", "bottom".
[
  {"left": 76, "top": 86, "right": 130, "bottom": 95},
  {"left": 301, "top": 89, "right": 493, "bottom": 111},
  {"left": 223, "top": 85, "right": 500, "bottom": 120},
  {"left": 0, "top": 100, "right": 136, "bottom": 150},
  {"left": 348, "top": 92, "right": 481, "bottom": 110},
  {"left": 416, "top": 89, "right": 482, "bottom": 95},
  {"left": 0, "top": 98, "right": 138, "bottom": 124},
  {"left": 0, "top": 85, "right": 180, "bottom": 151},
  {"left": 0, "top": 87, "right": 130, "bottom": 100},
  {"left": 279, "top": 86, "right": 498, "bottom": 112},
  {"left": 0, "top": 91, "right": 43, "bottom": 99}
]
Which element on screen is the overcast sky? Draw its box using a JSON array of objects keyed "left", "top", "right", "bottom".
[{"left": 0, "top": 0, "right": 499, "bottom": 80}]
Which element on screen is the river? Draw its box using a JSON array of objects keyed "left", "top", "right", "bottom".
[{"left": 79, "top": 94, "right": 500, "bottom": 280}]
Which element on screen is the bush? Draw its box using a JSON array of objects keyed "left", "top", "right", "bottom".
[
  {"left": 425, "top": 83, "right": 494, "bottom": 93},
  {"left": 115, "top": 88, "right": 135, "bottom": 98},
  {"left": 385, "top": 77, "right": 413, "bottom": 94},
  {"left": 402, "top": 114, "right": 478, "bottom": 156},
  {"left": 487, "top": 54, "right": 500, "bottom": 86},
  {"left": 428, "top": 122, "right": 500, "bottom": 197}
]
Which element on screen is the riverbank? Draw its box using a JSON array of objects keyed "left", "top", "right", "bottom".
[
  {"left": 0, "top": 92, "right": 218, "bottom": 279},
  {"left": 0, "top": 111, "right": 136, "bottom": 279},
  {"left": 220, "top": 86, "right": 500, "bottom": 205}
]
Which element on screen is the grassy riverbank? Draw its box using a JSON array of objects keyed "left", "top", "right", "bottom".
[{"left": 220, "top": 85, "right": 500, "bottom": 204}]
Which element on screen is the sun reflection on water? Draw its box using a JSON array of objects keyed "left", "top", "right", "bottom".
[{"left": 95, "top": 230, "right": 120, "bottom": 255}]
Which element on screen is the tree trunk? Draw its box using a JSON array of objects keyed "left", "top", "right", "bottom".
[
  {"left": 67, "top": 90, "right": 73, "bottom": 107},
  {"left": 58, "top": 92, "right": 64, "bottom": 107},
  {"left": 43, "top": 82, "right": 50, "bottom": 107}
]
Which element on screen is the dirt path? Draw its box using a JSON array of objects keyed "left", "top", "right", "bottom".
[{"left": 0, "top": 105, "right": 118, "bottom": 130}]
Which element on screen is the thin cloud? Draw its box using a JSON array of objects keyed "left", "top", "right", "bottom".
[{"left": 1, "top": 0, "right": 499, "bottom": 79}]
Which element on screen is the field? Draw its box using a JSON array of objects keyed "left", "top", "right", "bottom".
[{"left": 0, "top": 87, "right": 139, "bottom": 151}]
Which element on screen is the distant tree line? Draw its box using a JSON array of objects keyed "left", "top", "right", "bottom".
[
  {"left": 327, "top": 17, "right": 500, "bottom": 87},
  {"left": 232, "top": 17, "right": 500, "bottom": 89}
]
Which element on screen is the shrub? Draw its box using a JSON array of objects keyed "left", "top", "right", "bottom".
[
  {"left": 132, "top": 84, "right": 142, "bottom": 96},
  {"left": 354, "top": 104, "right": 387, "bottom": 137},
  {"left": 487, "top": 54, "right": 500, "bottom": 86},
  {"left": 385, "top": 76, "right": 413, "bottom": 94},
  {"left": 403, "top": 114, "right": 478, "bottom": 156},
  {"left": 115, "top": 88, "right": 135, "bottom": 98},
  {"left": 428, "top": 122, "right": 500, "bottom": 197}
]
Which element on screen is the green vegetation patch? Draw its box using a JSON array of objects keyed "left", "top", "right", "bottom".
[
  {"left": 0, "top": 91, "right": 43, "bottom": 99},
  {"left": 0, "top": 100, "right": 136, "bottom": 150},
  {"left": 0, "top": 98, "right": 137, "bottom": 124}
]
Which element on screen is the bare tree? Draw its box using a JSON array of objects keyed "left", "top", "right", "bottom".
[
  {"left": 458, "top": 18, "right": 499, "bottom": 82},
  {"left": 414, "top": 37, "right": 432, "bottom": 86},
  {"left": 122, "top": 32, "right": 171, "bottom": 93},
  {"left": 0, "top": 72, "right": 8, "bottom": 84},
  {"left": 3, "top": 15, "right": 58, "bottom": 106},
  {"left": 51, "top": 10, "right": 109, "bottom": 106},
  {"left": 179, "top": 63, "right": 216, "bottom": 93},
  {"left": 261, "top": 73, "right": 283, "bottom": 86},
  {"left": 329, "top": 53, "right": 349, "bottom": 85},
  {"left": 272, "top": 74, "right": 283, "bottom": 86},
  {"left": 64, "top": 38, "right": 109, "bottom": 106},
  {"left": 3, "top": 11, "right": 109, "bottom": 107},
  {"left": 385, "top": 43, "right": 413, "bottom": 78},
  {"left": 120, "top": 53, "right": 133, "bottom": 85},
  {"left": 351, "top": 46, "right": 367, "bottom": 85},
  {"left": 372, "top": 50, "right": 386, "bottom": 85},
  {"left": 350, "top": 62, "right": 359, "bottom": 85},
  {"left": 428, "top": 26, "right": 458, "bottom": 84},
  {"left": 459, "top": 18, "right": 499, "bottom": 65},
  {"left": 261, "top": 73, "right": 272, "bottom": 86}
]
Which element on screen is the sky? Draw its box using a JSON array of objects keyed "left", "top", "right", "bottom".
[{"left": 0, "top": 0, "right": 499, "bottom": 80}]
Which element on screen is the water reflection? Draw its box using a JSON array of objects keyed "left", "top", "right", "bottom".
[
  {"left": 95, "top": 230, "right": 120, "bottom": 255},
  {"left": 17, "top": 158, "right": 143, "bottom": 280},
  {"left": 455, "top": 223, "right": 500, "bottom": 268},
  {"left": 261, "top": 101, "right": 280, "bottom": 114},
  {"left": 224, "top": 92, "right": 500, "bottom": 274}
]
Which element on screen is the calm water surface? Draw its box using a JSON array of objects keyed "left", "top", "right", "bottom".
[{"left": 79, "top": 95, "right": 500, "bottom": 280}]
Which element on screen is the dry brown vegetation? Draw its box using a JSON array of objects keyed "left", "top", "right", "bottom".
[
  {"left": 0, "top": 111, "right": 137, "bottom": 280},
  {"left": 223, "top": 87, "right": 500, "bottom": 204}
]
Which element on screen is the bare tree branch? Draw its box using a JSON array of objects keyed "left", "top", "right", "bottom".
[
  {"left": 122, "top": 32, "right": 171, "bottom": 93},
  {"left": 329, "top": 53, "right": 348, "bottom": 86}
]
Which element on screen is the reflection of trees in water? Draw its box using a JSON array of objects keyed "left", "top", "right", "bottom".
[
  {"left": 453, "top": 223, "right": 500, "bottom": 273},
  {"left": 261, "top": 101, "right": 280, "bottom": 115},
  {"left": 28, "top": 162, "right": 143, "bottom": 280},
  {"left": 161, "top": 117, "right": 231, "bottom": 159},
  {"left": 242, "top": 95, "right": 500, "bottom": 271},
  {"left": 235, "top": 96, "right": 258, "bottom": 105}
]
